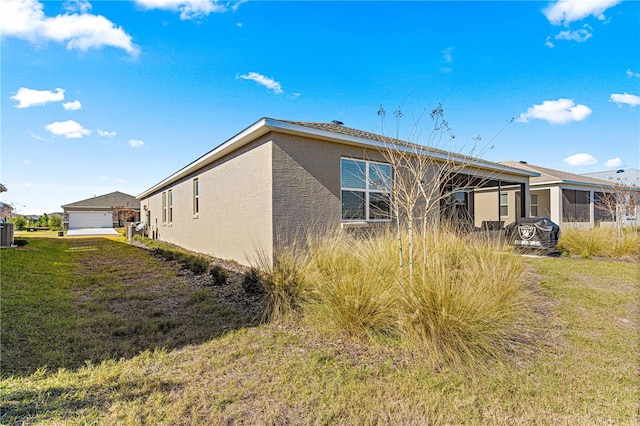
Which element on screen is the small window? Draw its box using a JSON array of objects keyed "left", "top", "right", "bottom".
[
  {"left": 162, "top": 192, "right": 167, "bottom": 224},
  {"left": 530, "top": 194, "right": 538, "bottom": 217},
  {"left": 500, "top": 193, "right": 509, "bottom": 217},
  {"left": 341, "top": 158, "right": 392, "bottom": 221},
  {"left": 168, "top": 190, "right": 173, "bottom": 224},
  {"left": 193, "top": 178, "right": 199, "bottom": 216}
]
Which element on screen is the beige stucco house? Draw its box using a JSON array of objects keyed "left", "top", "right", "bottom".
[
  {"left": 137, "top": 118, "right": 538, "bottom": 265},
  {"left": 499, "top": 161, "right": 625, "bottom": 229}
]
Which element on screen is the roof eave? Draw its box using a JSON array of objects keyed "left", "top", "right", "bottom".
[{"left": 137, "top": 118, "right": 539, "bottom": 199}]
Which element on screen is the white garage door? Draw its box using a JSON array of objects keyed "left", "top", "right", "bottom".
[{"left": 68, "top": 211, "right": 113, "bottom": 229}]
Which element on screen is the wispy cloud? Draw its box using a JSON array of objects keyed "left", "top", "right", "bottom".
[
  {"left": 610, "top": 93, "right": 640, "bottom": 107},
  {"left": 543, "top": 0, "right": 622, "bottom": 26},
  {"left": 237, "top": 72, "right": 284, "bottom": 94},
  {"left": 134, "top": 0, "right": 240, "bottom": 20},
  {"left": 45, "top": 120, "right": 91, "bottom": 138},
  {"left": 129, "top": 139, "right": 145, "bottom": 148},
  {"left": 11, "top": 87, "right": 64, "bottom": 108},
  {"left": 97, "top": 129, "right": 117, "bottom": 137},
  {"left": 0, "top": 0, "right": 139, "bottom": 55},
  {"left": 563, "top": 153, "right": 597, "bottom": 166},
  {"left": 555, "top": 24, "right": 592, "bottom": 43},
  {"left": 517, "top": 98, "right": 592, "bottom": 124},
  {"left": 545, "top": 36, "right": 555, "bottom": 48},
  {"left": 626, "top": 69, "right": 640, "bottom": 78},
  {"left": 63, "top": 100, "right": 82, "bottom": 110},
  {"left": 63, "top": 0, "right": 91, "bottom": 14},
  {"left": 605, "top": 157, "right": 623, "bottom": 168},
  {"left": 442, "top": 47, "right": 454, "bottom": 64}
]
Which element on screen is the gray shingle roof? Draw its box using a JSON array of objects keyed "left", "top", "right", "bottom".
[
  {"left": 583, "top": 168, "right": 640, "bottom": 187},
  {"left": 275, "top": 119, "right": 502, "bottom": 168},
  {"left": 500, "top": 161, "right": 621, "bottom": 188},
  {"left": 62, "top": 191, "right": 139, "bottom": 209}
]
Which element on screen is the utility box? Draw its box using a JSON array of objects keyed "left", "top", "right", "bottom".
[
  {"left": 1, "top": 222, "right": 15, "bottom": 247},
  {"left": 506, "top": 217, "right": 560, "bottom": 251}
]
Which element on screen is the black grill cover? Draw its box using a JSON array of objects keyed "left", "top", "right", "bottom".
[{"left": 506, "top": 217, "right": 560, "bottom": 250}]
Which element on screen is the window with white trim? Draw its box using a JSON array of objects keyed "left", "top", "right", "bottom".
[
  {"left": 530, "top": 193, "right": 538, "bottom": 217},
  {"left": 193, "top": 178, "right": 199, "bottom": 216},
  {"left": 168, "top": 190, "right": 173, "bottom": 224},
  {"left": 500, "top": 193, "right": 509, "bottom": 217},
  {"left": 162, "top": 192, "right": 167, "bottom": 224},
  {"left": 341, "top": 158, "right": 392, "bottom": 221}
]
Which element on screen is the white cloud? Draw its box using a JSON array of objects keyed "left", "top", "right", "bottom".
[
  {"left": 24, "top": 160, "right": 31, "bottom": 166},
  {"left": 129, "top": 139, "right": 145, "bottom": 148},
  {"left": 64, "top": 0, "right": 91, "bottom": 13},
  {"left": 11, "top": 87, "right": 65, "bottom": 108},
  {"left": 563, "top": 153, "right": 597, "bottom": 166},
  {"left": 605, "top": 157, "right": 623, "bottom": 168},
  {"left": 134, "top": 0, "right": 230, "bottom": 20},
  {"left": 0, "top": 0, "right": 139, "bottom": 55},
  {"left": 555, "top": 25, "right": 592, "bottom": 42},
  {"left": 45, "top": 120, "right": 91, "bottom": 138},
  {"left": 237, "top": 72, "right": 284, "bottom": 94},
  {"left": 114, "top": 178, "right": 126, "bottom": 184},
  {"left": 545, "top": 36, "right": 555, "bottom": 48},
  {"left": 543, "top": 0, "right": 622, "bottom": 26},
  {"left": 517, "top": 98, "right": 592, "bottom": 124},
  {"left": 442, "top": 47, "right": 454, "bottom": 64},
  {"left": 626, "top": 69, "right": 640, "bottom": 78},
  {"left": 610, "top": 92, "right": 640, "bottom": 107},
  {"left": 97, "top": 129, "right": 117, "bottom": 137},
  {"left": 63, "top": 100, "right": 82, "bottom": 110}
]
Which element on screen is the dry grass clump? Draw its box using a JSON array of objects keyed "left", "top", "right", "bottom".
[
  {"left": 302, "top": 233, "right": 401, "bottom": 337},
  {"left": 397, "top": 231, "right": 530, "bottom": 363},
  {"left": 558, "top": 226, "right": 640, "bottom": 259},
  {"left": 263, "top": 228, "right": 533, "bottom": 365}
]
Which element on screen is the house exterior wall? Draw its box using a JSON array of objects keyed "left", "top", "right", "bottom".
[
  {"left": 531, "top": 189, "right": 551, "bottom": 218},
  {"left": 270, "top": 133, "right": 390, "bottom": 249},
  {"left": 140, "top": 138, "right": 274, "bottom": 266},
  {"left": 473, "top": 186, "right": 520, "bottom": 228}
]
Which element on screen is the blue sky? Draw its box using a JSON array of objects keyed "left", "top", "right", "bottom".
[{"left": 1, "top": 0, "right": 639, "bottom": 214}]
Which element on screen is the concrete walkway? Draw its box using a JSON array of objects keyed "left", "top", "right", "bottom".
[{"left": 66, "top": 228, "right": 119, "bottom": 236}]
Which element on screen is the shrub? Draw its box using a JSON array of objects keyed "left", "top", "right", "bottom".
[
  {"left": 241, "top": 268, "right": 264, "bottom": 294},
  {"left": 48, "top": 216, "right": 63, "bottom": 231},
  {"left": 180, "top": 254, "right": 209, "bottom": 275},
  {"left": 10, "top": 217, "right": 26, "bottom": 231},
  {"left": 209, "top": 265, "right": 228, "bottom": 286}
]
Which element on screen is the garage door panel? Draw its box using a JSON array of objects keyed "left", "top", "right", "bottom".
[{"left": 69, "top": 212, "right": 113, "bottom": 229}]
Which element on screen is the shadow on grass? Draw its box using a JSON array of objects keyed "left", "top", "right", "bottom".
[
  {"left": 1, "top": 377, "right": 180, "bottom": 422},
  {"left": 1, "top": 237, "right": 265, "bottom": 378}
]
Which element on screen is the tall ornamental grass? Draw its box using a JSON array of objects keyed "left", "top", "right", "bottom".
[
  {"left": 558, "top": 226, "right": 640, "bottom": 259},
  {"left": 263, "top": 229, "right": 533, "bottom": 364}
]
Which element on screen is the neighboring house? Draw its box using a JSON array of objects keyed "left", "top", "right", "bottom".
[
  {"left": 0, "top": 183, "right": 7, "bottom": 193},
  {"left": 500, "top": 161, "right": 626, "bottom": 229},
  {"left": 137, "top": 118, "right": 537, "bottom": 266},
  {"left": 582, "top": 168, "right": 640, "bottom": 226},
  {"left": 61, "top": 191, "right": 140, "bottom": 230},
  {"left": 582, "top": 168, "right": 640, "bottom": 187}
]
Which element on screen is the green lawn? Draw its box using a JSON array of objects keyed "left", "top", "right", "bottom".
[{"left": 1, "top": 238, "right": 638, "bottom": 424}]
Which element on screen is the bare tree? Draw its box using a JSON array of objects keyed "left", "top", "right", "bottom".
[
  {"left": 0, "top": 202, "right": 16, "bottom": 222},
  {"left": 112, "top": 205, "right": 137, "bottom": 227},
  {"left": 372, "top": 104, "right": 504, "bottom": 281}
]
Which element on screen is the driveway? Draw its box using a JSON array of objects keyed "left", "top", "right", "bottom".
[{"left": 66, "top": 228, "right": 119, "bottom": 236}]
